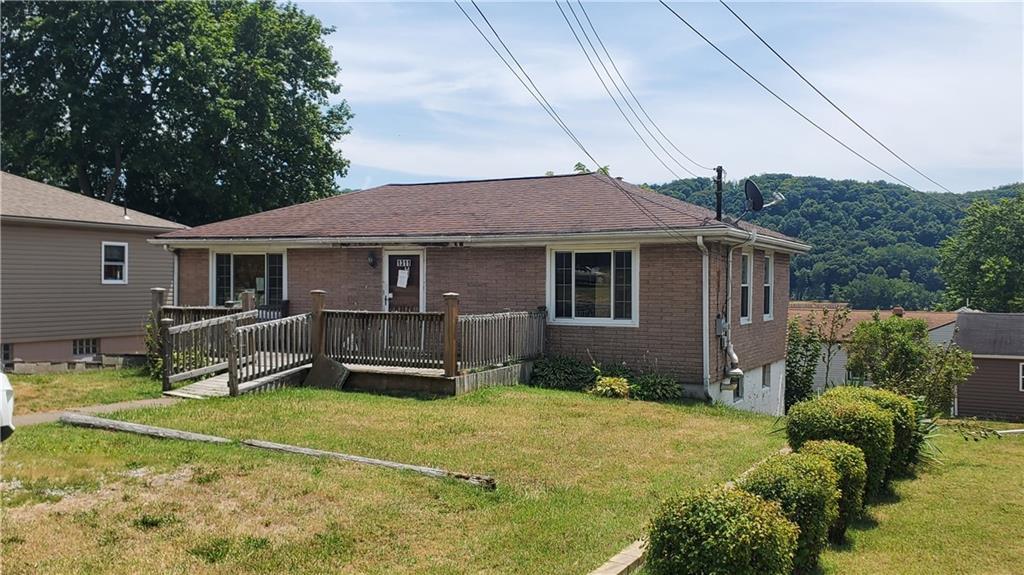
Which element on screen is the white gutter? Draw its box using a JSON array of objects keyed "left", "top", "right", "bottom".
[
  {"left": 148, "top": 227, "right": 811, "bottom": 254},
  {"left": 697, "top": 236, "right": 711, "bottom": 400}
]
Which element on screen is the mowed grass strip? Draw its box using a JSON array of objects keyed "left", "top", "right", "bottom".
[
  {"left": 8, "top": 367, "right": 161, "bottom": 415},
  {"left": 1, "top": 386, "right": 782, "bottom": 574},
  {"left": 819, "top": 426, "right": 1024, "bottom": 575}
]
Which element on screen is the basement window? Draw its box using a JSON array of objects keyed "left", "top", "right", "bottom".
[
  {"left": 1, "top": 343, "right": 12, "bottom": 370},
  {"left": 72, "top": 338, "right": 99, "bottom": 357},
  {"left": 549, "top": 247, "right": 638, "bottom": 326},
  {"left": 101, "top": 242, "right": 128, "bottom": 284},
  {"left": 762, "top": 363, "right": 772, "bottom": 388}
]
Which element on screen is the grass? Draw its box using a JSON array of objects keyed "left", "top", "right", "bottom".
[
  {"left": 818, "top": 425, "right": 1024, "bottom": 575},
  {"left": 0, "top": 386, "right": 782, "bottom": 574},
  {"left": 8, "top": 367, "right": 162, "bottom": 415}
]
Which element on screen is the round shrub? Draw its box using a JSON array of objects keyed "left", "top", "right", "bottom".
[
  {"left": 630, "top": 373, "right": 684, "bottom": 402},
  {"left": 587, "top": 376, "right": 630, "bottom": 398},
  {"left": 529, "top": 355, "right": 595, "bottom": 391},
  {"left": 799, "top": 440, "right": 867, "bottom": 543},
  {"left": 787, "top": 396, "right": 894, "bottom": 500},
  {"left": 646, "top": 486, "right": 798, "bottom": 575},
  {"left": 736, "top": 453, "right": 840, "bottom": 573},
  {"left": 824, "top": 386, "right": 917, "bottom": 476}
]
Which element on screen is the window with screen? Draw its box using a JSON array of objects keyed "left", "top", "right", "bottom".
[
  {"left": 551, "top": 248, "right": 636, "bottom": 324},
  {"left": 102, "top": 242, "right": 127, "bottom": 284}
]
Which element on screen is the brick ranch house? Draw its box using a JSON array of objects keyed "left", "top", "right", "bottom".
[{"left": 152, "top": 173, "right": 810, "bottom": 414}]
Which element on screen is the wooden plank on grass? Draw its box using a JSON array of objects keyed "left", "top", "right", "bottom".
[
  {"left": 241, "top": 439, "right": 496, "bottom": 490},
  {"left": 59, "top": 413, "right": 232, "bottom": 444}
]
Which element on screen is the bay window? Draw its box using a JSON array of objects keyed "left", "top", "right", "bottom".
[
  {"left": 550, "top": 247, "right": 638, "bottom": 325},
  {"left": 212, "top": 253, "right": 285, "bottom": 306}
]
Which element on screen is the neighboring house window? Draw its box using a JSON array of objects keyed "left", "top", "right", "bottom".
[
  {"left": 101, "top": 242, "right": 128, "bottom": 284},
  {"left": 846, "top": 367, "right": 866, "bottom": 385},
  {"left": 213, "top": 253, "right": 285, "bottom": 306},
  {"left": 550, "top": 248, "right": 637, "bottom": 325},
  {"left": 72, "top": 338, "right": 99, "bottom": 356},
  {"left": 740, "top": 252, "right": 752, "bottom": 324},
  {"left": 1019, "top": 363, "right": 1023, "bottom": 392},
  {"left": 763, "top": 253, "right": 773, "bottom": 320},
  {"left": 762, "top": 363, "right": 772, "bottom": 388}
]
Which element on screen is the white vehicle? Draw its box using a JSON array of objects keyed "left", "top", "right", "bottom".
[{"left": 0, "top": 373, "right": 14, "bottom": 441}]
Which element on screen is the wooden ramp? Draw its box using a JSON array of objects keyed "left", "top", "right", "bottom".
[{"left": 164, "top": 363, "right": 312, "bottom": 399}]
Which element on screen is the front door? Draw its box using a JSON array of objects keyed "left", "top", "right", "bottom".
[{"left": 384, "top": 252, "right": 423, "bottom": 312}]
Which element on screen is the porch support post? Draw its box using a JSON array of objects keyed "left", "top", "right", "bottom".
[
  {"left": 160, "top": 318, "right": 173, "bottom": 392},
  {"left": 310, "top": 290, "right": 327, "bottom": 361},
  {"left": 241, "top": 291, "right": 255, "bottom": 312},
  {"left": 443, "top": 292, "right": 460, "bottom": 377},
  {"left": 150, "top": 287, "right": 166, "bottom": 325},
  {"left": 225, "top": 319, "right": 239, "bottom": 397}
]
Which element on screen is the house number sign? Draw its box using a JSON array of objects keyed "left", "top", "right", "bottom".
[{"left": 395, "top": 258, "right": 412, "bottom": 268}]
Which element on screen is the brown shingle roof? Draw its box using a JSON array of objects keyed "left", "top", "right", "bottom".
[
  {"left": 1, "top": 171, "right": 184, "bottom": 230},
  {"left": 158, "top": 173, "right": 800, "bottom": 242},
  {"left": 789, "top": 301, "right": 957, "bottom": 340}
]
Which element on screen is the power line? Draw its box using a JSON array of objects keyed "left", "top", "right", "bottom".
[
  {"left": 658, "top": 0, "right": 923, "bottom": 192},
  {"left": 574, "top": 0, "right": 714, "bottom": 173},
  {"left": 556, "top": 0, "right": 693, "bottom": 178},
  {"left": 454, "top": 0, "right": 717, "bottom": 243},
  {"left": 718, "top": 0, "right": 954, "bottom": 193}
]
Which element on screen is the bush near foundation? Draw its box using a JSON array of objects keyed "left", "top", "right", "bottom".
[
  {"left": 799, "top": 440, "right": 868, "bottom": 543},
  {"left": 824, "top": 386, "right": 917, "bottom": 477},
  {"left": 736, "top": 453, "right": 840, "bottom": 574},
  {"left": 529, "top": 356, "right": 595, "bottom": 391},
  {"left": 646, "top": 486, "right": 798, "bottom": 575},
  {"left": 630, "top": 373, "right": 684, "bottom": 402},
  {"left": 587, "top": 376, "right": 630, "bottom": 398},
  {"left": 786, "top": 396, "right": 894, "bottom": 500}
]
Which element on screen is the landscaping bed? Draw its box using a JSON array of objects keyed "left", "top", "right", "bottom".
[{"left": 1, "top": 386, "right": 782, "bottom": 574}]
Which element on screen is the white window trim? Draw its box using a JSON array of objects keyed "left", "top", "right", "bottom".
[
  {"left": 739, "top": 250, "right": 753, "bottom": 325},
  {"left": 545, "top": 244, "right": 640, "bottom": 328},
  {"left": 101, "top": 241, "right": 129, "bottom": 285},
  {"left": 208, "top": 250, "right": 288, "bottom": 306},
  {"left": 763, "top": 251, "right": 774, "bottom": 321},
  {"left": 382, "top": 248, "right": 427, "bottom": 313}
]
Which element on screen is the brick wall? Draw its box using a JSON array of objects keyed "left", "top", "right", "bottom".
[
  {"left": 287, "top": 248, "right": 383, "bottom": 312},
  {"left": 177, "top": 249, "right": 209, "bottom": 305},
  {"left": 424, "top": 246, "right": 546, "bottom": 313}
]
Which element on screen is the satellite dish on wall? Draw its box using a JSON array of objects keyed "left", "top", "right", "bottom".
[{"left": 744, "top": 179, "right": 764, "bottom": 211}]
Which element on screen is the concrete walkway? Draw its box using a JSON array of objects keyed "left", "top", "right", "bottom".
[{"left": 13, "top": 397, "right": 182, "bottom": 427}]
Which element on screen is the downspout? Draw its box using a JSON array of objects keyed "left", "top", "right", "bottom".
[{"left": 697, "top": 236, "right": 711, "bottom": 400}]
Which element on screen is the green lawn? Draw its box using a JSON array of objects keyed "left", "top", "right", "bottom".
[
  {"left": 819, "top": 426, "right": 1024, "bottom": 575},
  {"left": 0, "top": 386, "right": 783, "bottom": 574},
  {"left": 8, "top": 367, "right": 162, "bottom": 414}
]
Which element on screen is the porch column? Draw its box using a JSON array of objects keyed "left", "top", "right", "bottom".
[
  {"left": 310, "top": 290, "right": 327, "bottom": 361},
  {"left": 443, "top": 292, "right": 460, "bottom": 377}
]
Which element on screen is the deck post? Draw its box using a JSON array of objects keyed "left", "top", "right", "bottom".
[
  {"left": 536, "top": 306, "right": 547, "bottom": 358},
  {"left": 443, "top": 293, "right": 460, "bottom": 377},
  {"left": 310, "top": 290, "right": 327, "bottom": 361},
  {"left": 241, "top": 291, "right": 255, "bottom": 312},
  {"left": 150, "top": 287, "right": 166, "bottom": 325},
  {"left": 225, "top": 319, "right": 239, "bottom": 397},
  {"left": 160, "top": 318, "right": 173, "bottom": 392}
]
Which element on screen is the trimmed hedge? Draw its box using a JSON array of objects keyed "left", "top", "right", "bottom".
[
  {"left": 799, "top": 440, "right": 868, "bottom": 543},
  {"left": 529, "top": 356, "right": 595, "bottom": 391},
  {"left": 786, "top": 396, "right": 895, "bottom": 500},
  {"left": 647, "top": 486, "right": 798, "bottom": 575},
  {"left": 736, "top": 453, "right": 840, "bottom": 574},
  {"left": 824, "top": 386, "right": 917, "bottom": 477}
]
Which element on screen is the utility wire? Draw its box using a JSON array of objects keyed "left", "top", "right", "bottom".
[
  {"left": 557, "top": 0, "right": 693, "bottom": 178},
  {"left": 718, "top": 1, "right": 953, "bottom": 193},
  {"left": 658, "top": 0, "right": 922, "bottom": 192},
  {"left": 574, "top": 0, "right": 715, "bottom": 173},
  {"left": 455, "top": 0, "right": 718, "bottom": 242}
]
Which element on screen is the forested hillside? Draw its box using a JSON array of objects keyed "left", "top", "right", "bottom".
[{"left": 649, "top": 175, "right": 1023, "bottom": 309}]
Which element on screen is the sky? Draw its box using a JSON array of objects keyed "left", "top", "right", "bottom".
[{"left": 299, "top": 1, "right": 1024, "bottom": 193}]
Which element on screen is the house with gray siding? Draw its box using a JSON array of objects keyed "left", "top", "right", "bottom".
[
  {"left": 153, "top": 173, "right": 810, "bottom": 414},
  {"left": 0, "top": 172, "right": 183, "bottom": 369},
  {"left": 953, "top": 312, "right": 1024, "bottom": 421}
]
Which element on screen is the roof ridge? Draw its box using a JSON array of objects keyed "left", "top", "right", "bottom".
[{"left": 386, "top": 172, "right": 594, "bottom": 187}]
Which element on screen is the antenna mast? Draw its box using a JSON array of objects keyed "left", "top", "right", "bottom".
[{"left": 714, "top": 165, "right": 724, "bottom": 221}]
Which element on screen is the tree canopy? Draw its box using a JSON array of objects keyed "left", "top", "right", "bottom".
[
  {"left": 938, "top": 193, "right": 1024, "bottom": 312},
  {"left": 1, "top": 0, "right": 351, "bottom": 226},
  {"left": 651, "top": 175, "right": 1022, "bottom": 309}
]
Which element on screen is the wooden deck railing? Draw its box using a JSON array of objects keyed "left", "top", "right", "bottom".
[
  {"left": 458, "top": 309, "right": 546, "bottom": 371},
  {"left": 230, "top": 313, "right": 312, "bottom": 394},
  {"left": 322, "top": 310, "right": 445, "bottom": 368},
  {"left": 161, "top": 305, "right": 238, "bottom": 326},
  {"left": 159, "top": 310, "right": 259, "bottom": 390}
]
